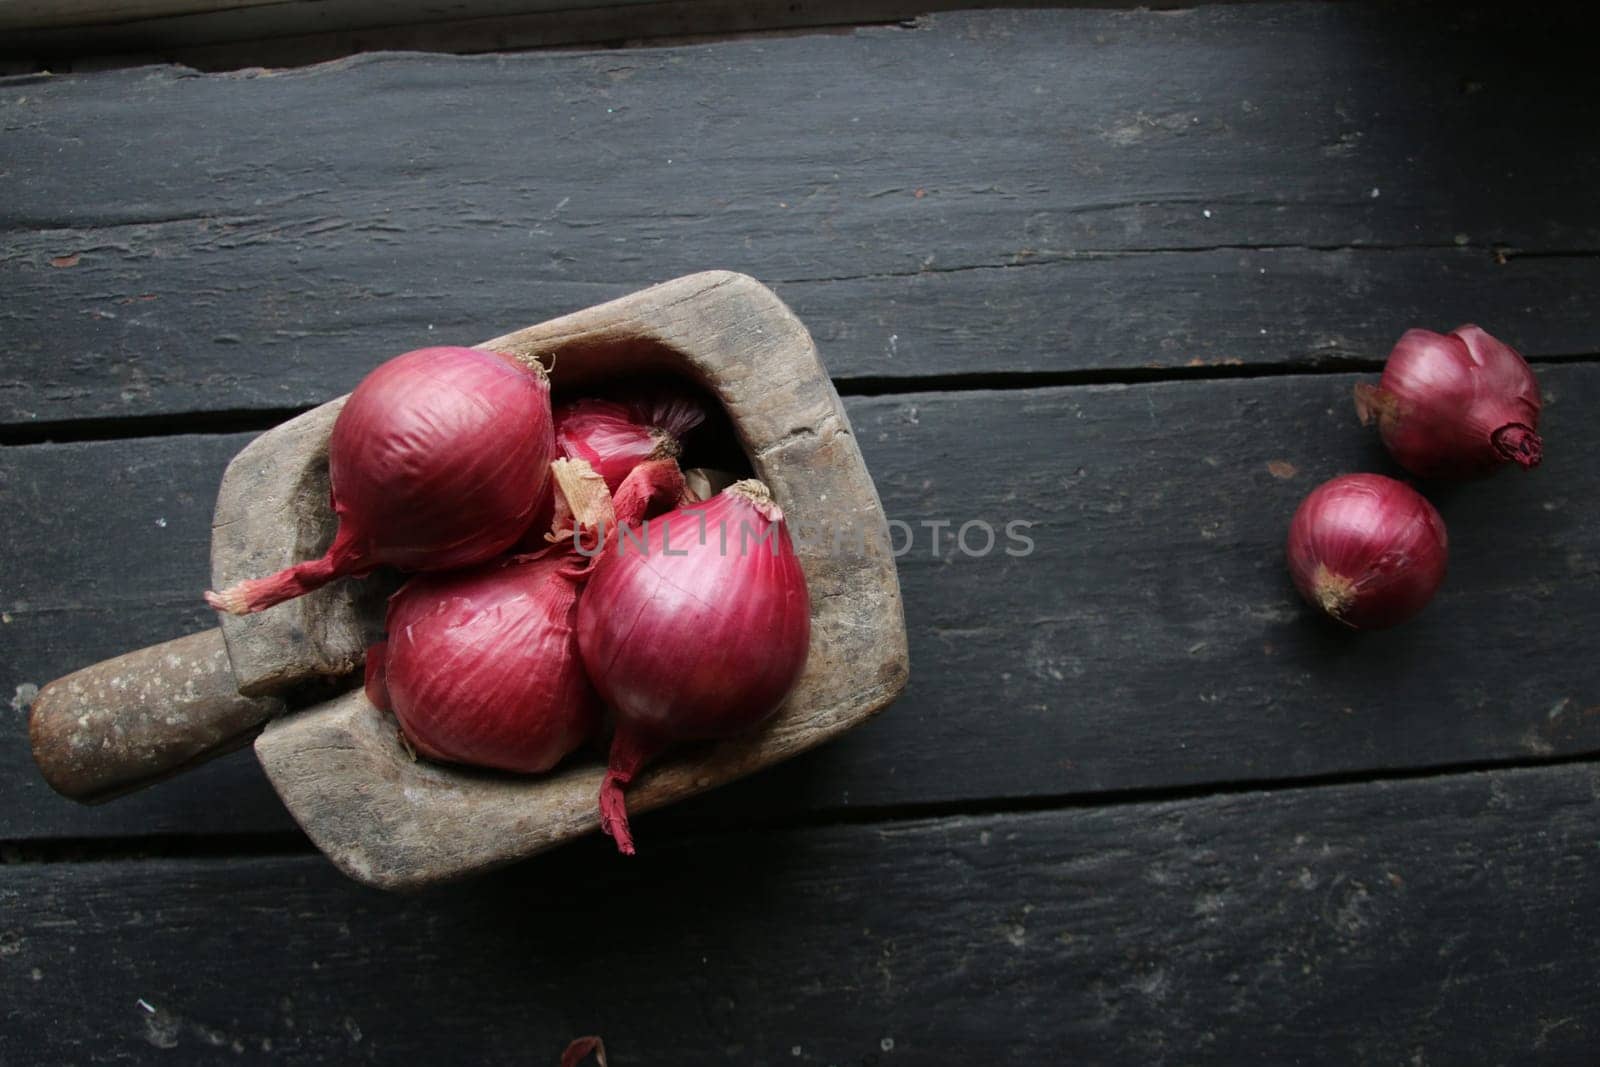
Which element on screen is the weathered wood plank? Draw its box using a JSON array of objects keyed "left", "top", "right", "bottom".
[
  {"left": 4, "top": 0, "right": 936, "bottom": 67},
  {"left": 3, "top": 3, "right": 1598, "bottom": 423},
  {"left": 1, "top": 0, "right": 650, "bottom": 33},
  {"left": 0, "top": 432, "right": 300, "bottom": 834},
  {"left": 5, "top": 366, "right": 1598, "bottom": 840},
  {"left": 2, "top": 762, "right": 1597, "bottom": 1063},
  {"left": 6, "top": 244, "right": 1599, "bottom": 429}
]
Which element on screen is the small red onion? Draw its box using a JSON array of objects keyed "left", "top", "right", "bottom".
[
  {"left": 578, "top": 479, "right": 810, "bottom": 854},
  {"left": 560, "top": 1037, "right": 606, "bottom": 1067},
  {"left": 555, "top": 399, "right": 676, "bottom": 493},
  {"left": 207, "top": 346, "right": 554, "bottom": 615},
  {"left": 1287, "top": 474, "right": 1448, "bottom": 629},
  {"left": 366, "top": 546, "right": 598, "bottom": 773},
  {"left": 1355, "top": 325, "right": 1542, "bottom": 479},
  {"left": 553, "top": 390, "right": 707, "bottom": 492}
]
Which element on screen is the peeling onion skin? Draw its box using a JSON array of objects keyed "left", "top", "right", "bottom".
[
  {"left": 579, "top": 480, "right": 811, "bottom": 853},
  {"left": 554, "top": 399, "right": 677, "bottom": 493},
  {"left": 371, "top": 547, "right": 599, "bottom": 774},
  {"left": 206, "top": 346, "right": 554, "bottom": 615},
  {"left": 553, "top": 391, "right": 707, "bottom": 493},
  {"left": 1287, "top": 474, "right": 1448, "bottom": 630},
  {"left": 626, "top": 388, "right": 708, "bottom": 441},
  {"left": 1355, "top": 325, "right": 1542, "bottom": 479}
]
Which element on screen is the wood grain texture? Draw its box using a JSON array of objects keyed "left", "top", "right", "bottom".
[
  {"left": 0, "top": 432, "right": 301, "bottom": 835},
  {"left": 2, "top": 0, "right": 926, "bottom": 64},
  {"left": 29, "top": 627, "right": 281, "bottom": 801},
  {"left": 6, "top": 365, "right": 1598, "bottom": 841},
  {"left": 6, "top": 245, "right": 1599, "bottom": 432},
  {"left": 3, "top": 3, "right": 1598, "bottom": 424},
  {"left": 2, "top": 761, "right": 1597, "bottom": 1063},
  {"left": 0, "top": 0, "right": 653, "bottom": 32}
]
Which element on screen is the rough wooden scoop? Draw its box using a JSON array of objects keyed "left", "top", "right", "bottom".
[{"left": 31, "top": 272, "right": 909, "bottom": 889}]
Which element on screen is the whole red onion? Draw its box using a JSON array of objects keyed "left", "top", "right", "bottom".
[
  {"left": 554, "top": 391, "right": 706, "bottom": 492},
  {"left": 578, "top": 479, "right": 810, "bottom": 854},
  {"left": 366, "top": 546, "right": 597, "bottom": 773},
  {"left": 207, "top": 346, "right": 554, "bottom": 615},
  {"left": 1287, "top": 473, "right": 1448, "bottom": 629},
  {"left": 1354, "top": 325, "right": 1542, "bottom": 479}
]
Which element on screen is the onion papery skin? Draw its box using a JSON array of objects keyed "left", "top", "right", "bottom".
[
  {"left": 554, "top": 399, "right": 674, "bottom": 492},
  {"left": 207, "top": 346, "right": 554, "bottom": 615},
  {"left": 1355, "top": 325, "right": 1542, "bottom": 479},
  {"left": 374, "top": 546, "right": 598, "bottom": 774},
  {"left": 1287, "top": 474, "right": 1448, "bottom": 630},
  {"left": 623, "top": 387, "right": 707, "bottom": 441},
  {"left": 578, "top": 481, "right": 810, "bottom": 853},
  {"left": 580, "top": 484, "right": 810, "bottom": 740},
  {"left": 553, "top": 390, "right": 707, "bottom": 494}
]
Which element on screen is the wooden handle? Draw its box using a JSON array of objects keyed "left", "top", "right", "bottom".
[{"left": 29, "top": 629, "right": 284, "bottom": 803}]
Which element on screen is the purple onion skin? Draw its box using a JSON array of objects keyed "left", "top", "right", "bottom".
[
  {"left": 380, "top": 547, "right": 598, "bottom": 774},
  {"left": 1287, "top": 474, "right": 1448, "bottom": 630},
  {"left": 577, "top": 486, "right": 811, "bottom": 741},
  {"left": 329, "top": 346, "right": 555, "bottom": 569},
  {"left": 554, "top": 399, "right": 670, "bottom": 493},
  {"left": 207, "top": 346, "right": 554, "bottom": 615},
  {"left": 1357, "top": 325, "right": 1542, "bottom": 479}
]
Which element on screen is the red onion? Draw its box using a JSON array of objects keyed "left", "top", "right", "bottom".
[
  {"left": 365, "top": 546, "right": 598, "bottom": 773},
  {"left": 560, "top": 1037, "right": 606, "bottom": 1067},
  {"left": 207, "top": 346, "right": 554, "bottom": 615},
  {"left": 554, "top": 390, "right": 706, "bottom": 492},
  {"left": 1287, "top": 474, "right": 1448, "bottom": 629},
  {"left": 1354, "top": 325, "right": 1542, "bottom": 479},
  {"left": 577, "top": 479, "right": 810, "bottom": 854}
]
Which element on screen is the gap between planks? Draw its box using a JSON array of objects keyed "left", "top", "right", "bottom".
[
  {"left": 6, "top": 747, "right": 1599, "bottom": 867},
  {"left": 4, "top": 354, "right": 1599, "bottom": 447}
]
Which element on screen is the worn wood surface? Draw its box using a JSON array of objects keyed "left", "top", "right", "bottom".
[
  {"left": 6, "top": 365, "right": 1598, "bottom": 842},
  {"left": 6, "top": 247, "right": 1599, "bottom": 435},
  {"left": 2, "top": 0, "right": 973, "bottom": 70},
  {"left": 4, "top": 4, "right": 1599, "bottom": 426},
  {"left": 0, "top": 0, "right": 652, "bottom": 32},
  {"left": 29, "top": 627, "right": 281, "bottom": 801},
  {"left": 3, "top": 761, "right": 1597, "bottom": 1064},
  {"left": 4, "top": 2, "right": 1599, "bottom": 1056},
  {"left": 0, "top": 430, "right": 301, "bottom": 835}
]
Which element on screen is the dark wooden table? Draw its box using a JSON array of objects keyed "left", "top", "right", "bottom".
[{"left": 4, "top": 4, "right": 1599, "bottom": 1063}]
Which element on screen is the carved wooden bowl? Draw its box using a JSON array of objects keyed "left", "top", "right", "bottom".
[{"left": 205, "top": 271, "right": 908, "bottom": 888}]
